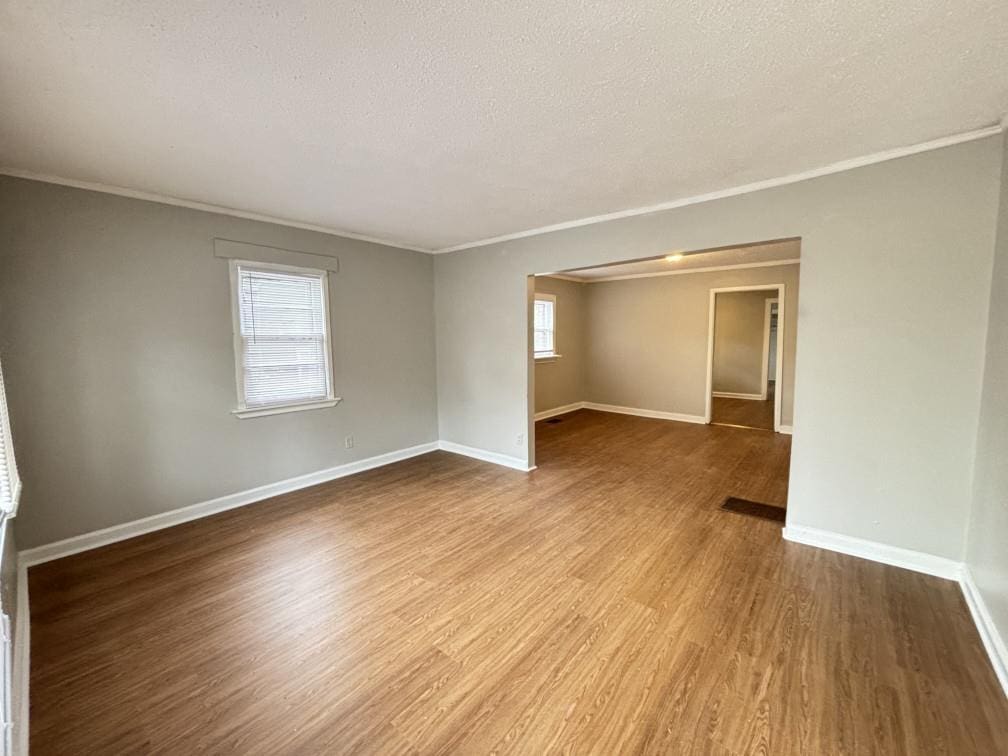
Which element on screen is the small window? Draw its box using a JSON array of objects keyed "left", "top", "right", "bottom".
[
  {"left": 230, "top": 260, "right": 339, "bottom": 418},
  {"left": 533, "top": 293, "right": 558, "bottom": 359},
  {"left": 0, "top": 358, "right": 21, "bottom": 516}
]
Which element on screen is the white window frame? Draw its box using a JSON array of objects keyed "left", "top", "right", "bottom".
[
  {"left": 533, "top": 293, "right": 561, "bottom": 360},
  {"left": 229, "top": 259, "right": 340, "bottom": 419},
  {"left": 0, "top": 358, "right": 20, "bottom": 518}
]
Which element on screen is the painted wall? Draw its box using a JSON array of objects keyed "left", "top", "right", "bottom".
[
  {"left": 0, "top": 177, "right": 439, "bottom": 548},
  {"left": 965, "top": 128, "right": 1008, "bottom": 662},
  {"left": 532, "top": 277, "right": 585, "bottom": 414},
  {"left": 582, "top": 265, "right": 798, "bottom": 423},
  {"left": 713, "top": 290, "right": 778, "bottom": 397},
  {"left": 434, "top": 135, "right": 1001, "bottom": 560}
]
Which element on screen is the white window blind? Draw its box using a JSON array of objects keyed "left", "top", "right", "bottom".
[
  {"left": 0, "top": 358, "right": 21, "bottom": 516},
  {"left": 534, "top": 295, "right": 556, "bottom": 357},
  {"left": 232, "top": 262, "right": 334, "bottom": 412}
]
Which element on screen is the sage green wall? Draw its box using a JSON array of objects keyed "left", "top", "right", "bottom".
[
  {"left": 964, "top": 128, "right": 1008, "bottom": 668},
  {"left": 0, "top": 176, "right": 438, "bottom": 548},
  {"left": 435, "top": 135, "right": 1001, "bottom": 560}
]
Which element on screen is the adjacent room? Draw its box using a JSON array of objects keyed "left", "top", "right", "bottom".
[
  {"left": 530, "top": 240, "right": 798, "bottom": 530},
  {"left": 531, "top": 238, "right": 798, "bottom": 433},
  {"left": 1, "top": 2, "right": 1007, "bottom": 753}
]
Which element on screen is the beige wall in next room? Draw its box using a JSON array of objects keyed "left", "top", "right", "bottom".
[
  {"left": 713, "top": 290, "right": 779, "bottom": 397},
  {"left": 533, "top": 277, "right": 586, "bottom": 414},
  {"left": 534, "top": 262, "right": 799, "bottom": 425}
]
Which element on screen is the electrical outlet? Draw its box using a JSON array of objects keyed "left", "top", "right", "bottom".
[
  {"left": 345, "top": 435, "right": 354, "bottom": 449},
  {"left": 516, "top": 433, "right": 524, "bottom": 447}
]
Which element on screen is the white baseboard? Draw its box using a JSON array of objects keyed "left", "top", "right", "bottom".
[
  {"left": 782, "top": 525, "right": 963, "bottom": 580},
  {"left": 711, "top": 391, "right": 763, "bottom": 400},
  {"left": 582, "top": 402, "right": 706, "bottom": 425},
  {"left": 19, "top": 441, "right": 440, "bottom": 567},
  {"left": 783, "top": 524, "right": 1007, "bottom": 699},
  {"left": 437, "top": 441, "right": 532, "bottom": 471},
  {"left": 779, "top": 424, "right": 793, "bottom": 435},
  {"left": 12, "top": 562, "right": 28, "bottom": 756},
  {"left": 960, "top": 566, "right": 1008, "bottom": 698},
  {"left": 534, "top": 402, "right": 585, "bottom": 421}
]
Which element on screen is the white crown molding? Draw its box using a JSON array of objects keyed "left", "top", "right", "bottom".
[
  {"left": 0, "top": 168, "right": 432, "bottom": 254},
  {"left": 4, "top": 124, "right": 1002, "bottom": 257},
  {"left": 436, "top": 124, "right": 1005, "bottom": 253},
  {"left": 537, "top": 274, "right": 586, "bottom": 283},
  {"left": 568, "top": 259, "right": 800, "bottom": 283}
]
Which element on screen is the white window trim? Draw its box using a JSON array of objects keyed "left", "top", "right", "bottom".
[
  {"left": 229, "top": 259, "right": 341, "bottom": 419},
  {"left": 0, "top": 358, "right": 20, "bottom": 519},
  {"left": 533, "top": 292, "right": 559, "bottom": 360}
]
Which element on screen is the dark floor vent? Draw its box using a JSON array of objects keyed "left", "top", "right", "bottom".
[
  {"left": 720, "top": 497, "right": 786, "bottom": 523},
  {"left": 545, "top": 417, "right": 563, "bottom": 424}
]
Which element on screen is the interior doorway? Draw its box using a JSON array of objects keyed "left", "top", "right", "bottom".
[
  {"left": 526, "top": 237, "right": 800, "bottom": 469},
  {"left": 705, "top": 285, "right": 785, "bottom": 432}
]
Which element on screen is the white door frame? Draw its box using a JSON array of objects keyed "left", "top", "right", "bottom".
[
  {"left": 705, "top": 284, "right": 786, "bottom": 432},
  {"left": 759, "top": 298, "right": 779, "bottom": 401}
]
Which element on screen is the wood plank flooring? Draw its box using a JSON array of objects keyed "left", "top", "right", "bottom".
[
  {"left": 711, "top": 383, "right": 775, "bottom": 430},
  {"left": 29, "top": 410, "right": 1008, "bottom": 754}
]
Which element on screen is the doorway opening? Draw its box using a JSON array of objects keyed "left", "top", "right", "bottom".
[
  {"left": 525, "top": 237, "right": 799, "bottom": 472},
  {"left": 705, "top": 285, "right": 785, "bottom": 432}
]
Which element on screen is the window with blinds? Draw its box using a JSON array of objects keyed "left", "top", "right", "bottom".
[
  {"left": 230, "top": 261, "right": 336, "bottom": 416},
  {"left": 533, "top": 294, "right": 557, "bottom": 358},
  {"left": 0, "top": 358, "right": 21, "bottom": 516}
]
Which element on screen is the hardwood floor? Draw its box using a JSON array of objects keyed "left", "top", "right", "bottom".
[
  {"left": 29, "top": 411, "right": 1008, "bottom": 754},
  {"left": 712, "top": 383, "right": 775, "bottom": 430}
]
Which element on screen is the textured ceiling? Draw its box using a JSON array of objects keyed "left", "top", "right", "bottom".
[
  {"left": 1, "top": 2, "right": 1007, "bottom": 252},
  {"left": 555, "top": 238, "right": 800, "bottom": 280}
]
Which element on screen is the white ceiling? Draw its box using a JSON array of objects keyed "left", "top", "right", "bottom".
[
  {"left": 1, "top": 2, "right": 1007, "bottom": 252},
  {"left": 550, "top": 238, "right": 800, "bottom": 281}
]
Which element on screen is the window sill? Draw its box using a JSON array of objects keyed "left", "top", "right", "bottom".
[
  {"left": 535, "top": 354, "right": 562, "bottom": 362},
  {"left": 233, "top": 397, "right": 342, "bottom": 419}
]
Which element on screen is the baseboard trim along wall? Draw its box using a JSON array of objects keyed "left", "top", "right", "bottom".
[
  {"left": 582, "top": 402, "right": 707, "bottom": 424},
  {"left": 436, "top": 441, "right": 532, "bottom": 471},
  {"left": 536, "top": 401, "right": 796, "bottom": 435},
  {"left": 18, "top": 439, "right": 540, "bottom": 568},
  {"left": 711, "top": 391, "right": 764, "bottom": 400},
  {"left": 19, "top": 441, "right": 439, "bottom": 567},
  {"left": 783, "top": 524, "right": 1008, "bottom": 699},
  {"left": 533, "top": 402, "right": 585, "bottom": 421},
  {"left": 960, "top": 567, "right": 1008, "bottom": 698},
  {"left": 782, "top": 525, "right": 963, "bottom": 579}
]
